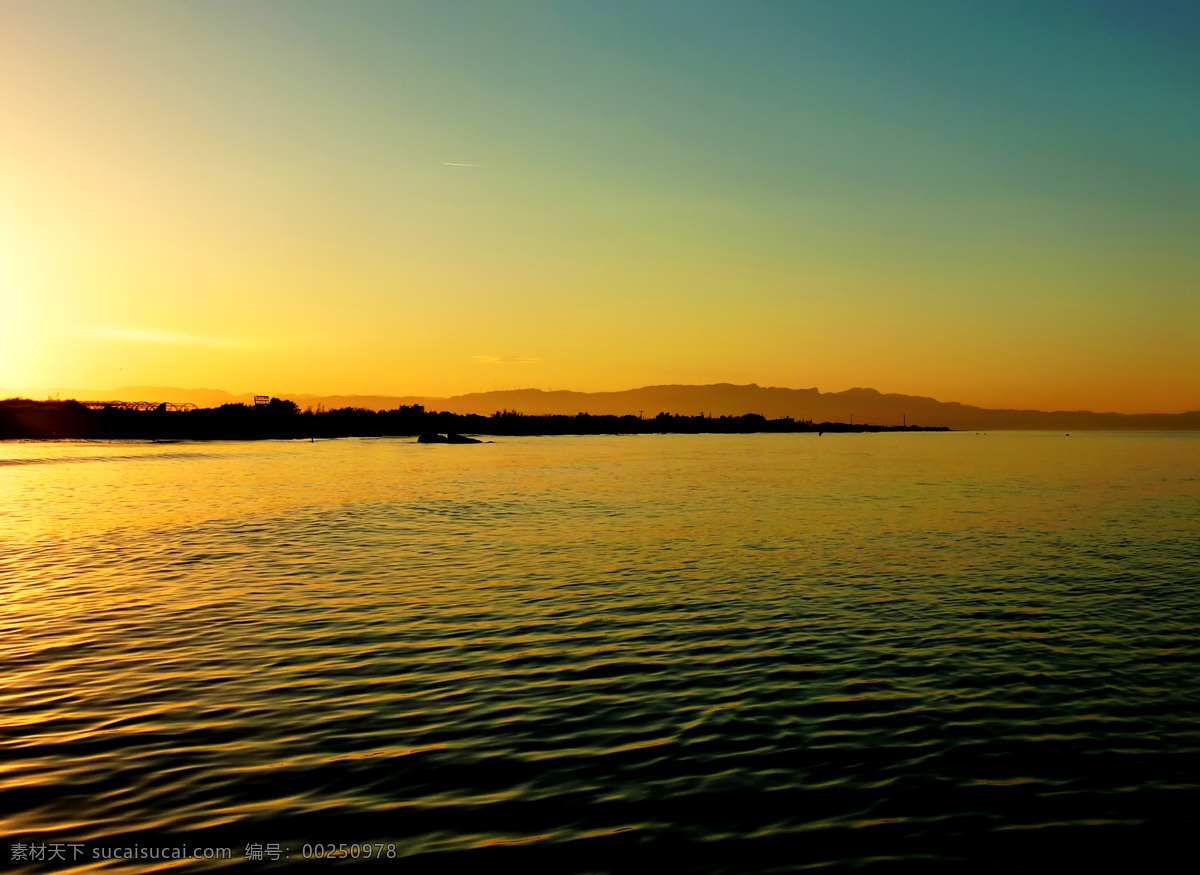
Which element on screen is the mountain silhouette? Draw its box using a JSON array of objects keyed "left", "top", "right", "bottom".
[{"left": 11, "top": 383, "right": 1199, "bottom": 430}]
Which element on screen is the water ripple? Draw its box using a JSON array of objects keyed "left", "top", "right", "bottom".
[{"left": 2, "top": 434, "right": 1198, "bottom": 870}]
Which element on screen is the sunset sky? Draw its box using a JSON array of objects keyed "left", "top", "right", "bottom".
[{"left": 2, "top": 0, "right": 1198, "bottom": 412}]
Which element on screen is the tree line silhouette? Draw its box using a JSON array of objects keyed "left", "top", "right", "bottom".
[{"left": 0, "top": 398, "right": 947, "bottom": 440}]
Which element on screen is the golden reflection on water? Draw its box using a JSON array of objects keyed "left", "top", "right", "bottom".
[{"left": 0, "top": 432, "right": 1182, "bottom": 538}]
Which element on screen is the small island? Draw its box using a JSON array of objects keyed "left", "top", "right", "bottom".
[
  {"left": 418, "top": 432, "right": 484, "bottom": 444},
  {"left": 0, "top": 398, "right": 949, "bottom": 441}
]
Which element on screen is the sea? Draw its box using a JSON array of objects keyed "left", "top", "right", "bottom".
[{"left": 1, "top": 432, "right": 1198, "bottom": 871}]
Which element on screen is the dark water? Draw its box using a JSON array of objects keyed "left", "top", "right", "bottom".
[{"left": 2, "top": 433, "right": 1198, "bottom": 871}]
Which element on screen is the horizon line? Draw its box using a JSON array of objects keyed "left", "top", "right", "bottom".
[{"left": 3, "top": 381, "right": 1198, "bottom": 418}]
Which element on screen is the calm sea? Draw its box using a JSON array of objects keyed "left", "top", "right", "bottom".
[{"left": 2, "top": 433, "right": 1198, "bottom": 871}]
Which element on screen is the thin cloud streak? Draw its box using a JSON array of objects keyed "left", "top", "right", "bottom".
[{"left": 80, "top": 326, "right": 259, "bottom": 351}]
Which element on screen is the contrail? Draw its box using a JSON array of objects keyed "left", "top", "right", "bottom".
[{"left": 443, "top": 162, "right": 481, "bottom": 167}]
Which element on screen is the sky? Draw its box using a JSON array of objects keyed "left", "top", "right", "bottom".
[{"left": 2, "top": 0, "right": 1198, "bottom": 412}]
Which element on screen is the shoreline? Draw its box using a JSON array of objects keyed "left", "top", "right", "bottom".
[{"left": 0, "top": 398, "right": 948, "bottom": 441}]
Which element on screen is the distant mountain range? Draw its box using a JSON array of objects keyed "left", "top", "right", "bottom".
[{"left": 10, "top": 383, "right": 1199, "bottom": 430}]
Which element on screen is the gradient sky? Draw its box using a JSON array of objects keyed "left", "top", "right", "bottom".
[{"left": 2, "top": 0, "right": 1198, "bottom": 412}]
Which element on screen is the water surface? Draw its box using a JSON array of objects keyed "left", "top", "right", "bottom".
[{"left": 2, "top": 433, "right": 1198, "bottom": 870}]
